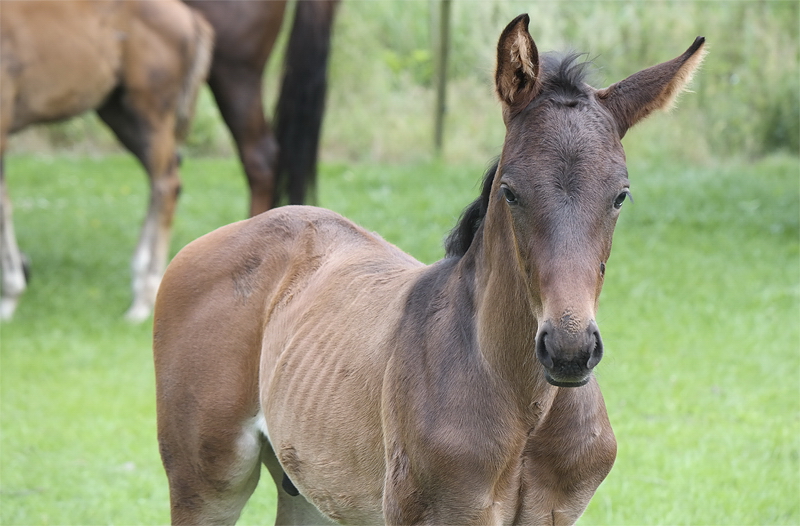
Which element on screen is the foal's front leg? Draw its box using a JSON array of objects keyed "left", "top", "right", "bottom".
[
  {"left": 514, "top": 380, "right": 617, "bottom": 525},
  {"left": 382, "top": 438, "right": 511, "bottom": 526}
]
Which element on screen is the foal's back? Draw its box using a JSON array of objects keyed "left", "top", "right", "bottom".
[{"left": 155, "top": 206, "right": 420, "bottom": 336}]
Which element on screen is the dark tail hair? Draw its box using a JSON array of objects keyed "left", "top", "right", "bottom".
[{"left": 273, "top": 0, "right": 339, "bottom": 205}]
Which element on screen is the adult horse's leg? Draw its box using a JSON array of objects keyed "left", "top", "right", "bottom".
[
  {"left": 0, "top": 77, "right": 26, "bottom": 320},
  {"left": 197, "top": 0, "right": 338, "bottom": 213},
  {"left": 208, "top": 66, "right": 279, "bottom": 217},
  {"left": 189, "top": 0, "right": 287, "bottom": 217},
  {"left": 0, "top": 156, "right": 27, "bottom": 320},
  {"left": 98, "top": 5, "right": 211, "bottom": 321},
  {"left": 97, "top": 92, "right": 182, "bottom": 321}
]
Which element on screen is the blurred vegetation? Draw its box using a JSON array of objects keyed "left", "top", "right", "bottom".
[
  {"left": 323, "top": 0, "right": 799, "bottom": 162},
  {"left": 7, "top": 0, "right": 799, "bottom": 164}
]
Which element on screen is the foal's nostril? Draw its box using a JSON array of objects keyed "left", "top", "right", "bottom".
[{"left": 587, "top": 328, "right": 604, "bottom": 369}]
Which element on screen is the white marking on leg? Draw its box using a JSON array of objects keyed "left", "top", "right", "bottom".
[
  {"left": 1, "top": 184, "right": 26, "bottom": 320},
  {"left": 231, "top": 419, "right": 263, "bottom": 483},
  {"left": 126, "top": 221, "right": 154, "bottom": 321}
]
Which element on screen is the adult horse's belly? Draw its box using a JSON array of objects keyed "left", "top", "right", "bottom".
[
  {"left": 260, "top": 246, "right": 422, "bottom": 523},
  {"left": 1, "top": 0, "right": 123, "bottom": 131}
]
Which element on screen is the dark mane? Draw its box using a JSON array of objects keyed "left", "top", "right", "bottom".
[
  {"left": 444, "top": 161, "right": 498, "bottom": 258},
  {"left": 539, "top": 52, "right": 594, "bottom": 102},
  {"left": 444, "top": 53, "right": 594, "bottom": 259}
]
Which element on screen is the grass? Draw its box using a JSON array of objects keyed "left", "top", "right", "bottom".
[
  {"left": 1, "top": 151, "right": 798, "bottom": 525},
  {"left": 587, "top": 154, "right": 799, "bottom": 524}
]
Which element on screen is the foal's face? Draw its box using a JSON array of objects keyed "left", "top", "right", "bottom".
[
  {"left": 495, "top": 90, "right": 630, "bottom": 386},
  {"left": 492, "top": 13, "right": 704, "bottom": 386}
]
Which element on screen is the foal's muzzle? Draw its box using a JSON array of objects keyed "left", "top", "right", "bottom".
[{"left": 535, "top": 319, "right": 603, "bottom": 387}]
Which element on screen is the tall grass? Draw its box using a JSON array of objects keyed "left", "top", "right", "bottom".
[{"left": 8, "top": 1, "right": 798, "bottom": 163}]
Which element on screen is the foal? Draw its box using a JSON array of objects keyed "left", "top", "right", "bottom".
[{"left": 154, "top": 15, "right": 705, "bottom": 525}]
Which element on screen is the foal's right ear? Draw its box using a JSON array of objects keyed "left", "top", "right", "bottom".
[{"left": 496, "top": 14, "right": 541, "bottom": 122}]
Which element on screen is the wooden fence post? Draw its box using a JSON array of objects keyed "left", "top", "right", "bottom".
[{"left": 433, "top": 0, "right": 451, "bottom": 154}]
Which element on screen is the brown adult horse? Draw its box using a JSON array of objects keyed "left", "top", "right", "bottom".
[
  {"left": 185, "top": 0, "right": 340, "bottom": 215},
  {"left": 154, "top": 15, "right": 705, "bottom": 525},
  {"left": 0, "top": 0, "right": 213, "bottom": 321}
]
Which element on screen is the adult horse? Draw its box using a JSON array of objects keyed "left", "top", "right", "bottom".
[
  {"left": 0, "top": 0, "right": 213, "bottom": 321},
  {"left": 154, "top": 15, "right": 705, "bottom": 525},
  {"left": 184, "top": 0, "right": 340, "bottom": 215}
]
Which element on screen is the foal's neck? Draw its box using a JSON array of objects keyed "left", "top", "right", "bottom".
[{"left": 458, "top": 230, "right": 557, "bottom": 422}]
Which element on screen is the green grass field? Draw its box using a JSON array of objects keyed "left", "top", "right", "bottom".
[{"left": 1, "top": 152, "right": 797, "bottom": 525}]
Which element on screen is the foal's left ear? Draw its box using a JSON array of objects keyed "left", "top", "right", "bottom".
[
  {"left": 496, "top": 14, "right": 541, "bottom": 121},
  {"left": 597, "top": 37, "right": 707, "bottom": 138}
]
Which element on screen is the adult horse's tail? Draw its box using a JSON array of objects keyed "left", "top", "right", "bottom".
[
  {"left": 175, "top": 11, "right": 214, "bottom": 141},
  {"left": 273, "top": 0, "right": 339, "bottom": 205}
]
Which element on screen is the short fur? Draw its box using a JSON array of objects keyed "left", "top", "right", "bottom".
[{"left": 154, "top": 15, "right": 705, "bottom": 525}]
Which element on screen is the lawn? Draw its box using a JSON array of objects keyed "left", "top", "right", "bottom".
[{"left": 1, "top": 152, "right": 798, "bottom": 525}]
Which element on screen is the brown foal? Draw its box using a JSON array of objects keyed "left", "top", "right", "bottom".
[{"left": 154, "top": 14, "right": 705, "bottom": 525}]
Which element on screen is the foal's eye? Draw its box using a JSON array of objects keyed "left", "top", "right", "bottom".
[
  {"left": 501, "top": 184, "right": 517, "bottom": 204},
  {"left": 613, "top": 190, "right": 631, "bottom": 209}
]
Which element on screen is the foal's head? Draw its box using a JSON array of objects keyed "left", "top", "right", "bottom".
[{"left": 476, "top": 15, "right": 705, "bottom": 387}]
